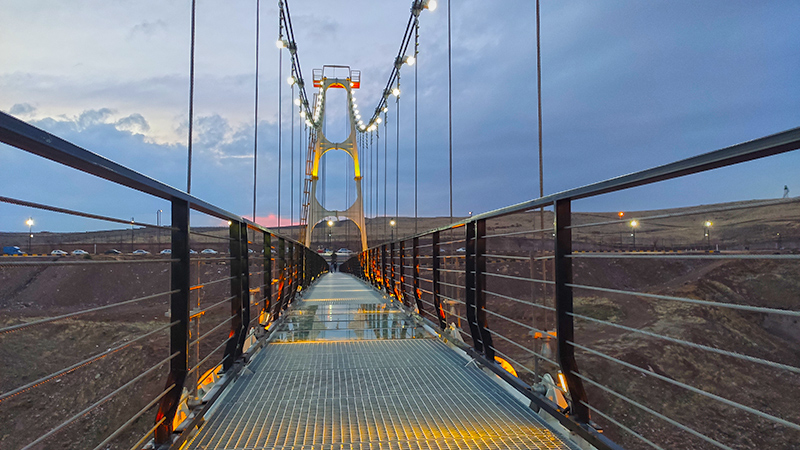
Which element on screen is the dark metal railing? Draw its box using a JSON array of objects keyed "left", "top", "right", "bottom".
[
  {"left": 0, "top": 112, "right": 327, "bottom": 449},
  {"left": 344, "top": 125, "right": 800, "bottom": 450}
]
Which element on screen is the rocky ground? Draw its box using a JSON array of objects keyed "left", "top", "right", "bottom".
[{"left": 1, "top": 198, "right": 799, "bottom": 449}]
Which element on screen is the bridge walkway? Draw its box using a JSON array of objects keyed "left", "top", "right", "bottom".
[{"left": 184, "top": 273, "right": 575, "bottom": 450}]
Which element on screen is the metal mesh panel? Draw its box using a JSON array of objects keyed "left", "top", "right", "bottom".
[{"left": 184, "top": 273, "right": 574, "bottom": 450}]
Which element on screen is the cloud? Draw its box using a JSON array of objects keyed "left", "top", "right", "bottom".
[
  {"left": 116, "top": 113, "right": 151, "bottom": 134},
  {"left": 8, "top": 103, "right": 35, "bottom": 116},
  {"left": 129, "top": 20, "right": 167, "bottom": 38}
]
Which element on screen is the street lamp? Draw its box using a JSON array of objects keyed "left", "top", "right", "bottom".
[
  {"left": 629, "top": 220, "right": 639, "bottom": 250},
  {"left": 390, "top": 219, "right": 396, "bottom": 241},
  {"left": 131, "top": 217, "right": 135, "bottom": 253},
  {"left": 704, "top": 220, "right": 712, "bottom": 249},
  {"left": 26, "top": 217, "right": 33, "bottom": 254},
  {"left": 327, "top": 220, "right": 334, "bottom": 249},
  {"left": 157, "top": 209, "right": 163, "bottom": 247}
]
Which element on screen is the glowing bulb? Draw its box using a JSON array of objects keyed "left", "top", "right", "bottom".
[
  {"left": 360, "top": 125, "right": 366, "bottom": 131},
  {"left": 382, "top": 107, "right": 388, "bottom": 113},
  {"left": 630, "top": 220, "right": 639, "bottom": 228},
  {"left": 427, "top": 0, "right": 437, "bottom": 11},
  {"left": 276, "top": 39, "right": 285, "bottom": 48},
  {"left": 392, "top": 87, "right": 401, "bottom": 97},
  {"left": 300, "top": 110, "right": 306, "bottom": 117},
  {"left": 356, "top": 114, "right": 361, "bottom": 120},
  {"left": 376, "top": 117, "right": 382, "bottom": 124},
  {"left": 405, "top": 55, "right": 415, "bottom": 66},
  {"left": 327, "top": 220, "right": 334, "bottom": 227},
  {"left": 351, "top": 96, "right": 356, "bottom": 102},
  {"left": 287, "top": 76, "right": 295, "bottom": 85},
  {"left": 353, "top": 103, "right": 358, "bottom": 109}
]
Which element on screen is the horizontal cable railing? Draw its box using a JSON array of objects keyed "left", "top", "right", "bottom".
[
  {"left": 343, "top": 125, "right": 800, "bottom": 450},
  {"left": 0, "top": 111, "right": 328, "bottom": 449}
]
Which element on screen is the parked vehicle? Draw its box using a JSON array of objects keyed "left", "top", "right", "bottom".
[
  {"left": 3, "top": 246, "right": 23, "bottom": 255},
  {"left": 336, "top": 248, "right": 353, "bottom": 255},
  {"left": 132, "top": 249, "right": 150, "bottom": 255},
  {"left": 72, "top": 249, "right": 88, "bottom": 255},
  {"left": 160, "top": 249, "right": 171, "bottom": 254},
  {"left": 456, "top": 247, "right": 466, "bottom": 253},
  {"left": 104, "top": 249, "right": 122, "bottom": 255},
  {"left": 201, "top": 249, "right": 218, "bottom": 254},
  {"left": 51, "top": 249, "right": 67, "bottom": 256},
  {"left": 189, "top": 249, "right": 197, "bottom": 254}
]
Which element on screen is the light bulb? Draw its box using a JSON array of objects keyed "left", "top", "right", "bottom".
[
  {"left": 405, "top": 55, "right": 415, "bottom": 66},
  {"left": 376, "top": 117, "right": 382, "bottom": 124},
  {"left": 276, "top": 39, "right": 285, "bottom": 48},
  {"left": 287, "top": 76, "right": 295, "bottom": 85},
  {"left": 392, "top": 87, "right": 401, "bottom": 97},
  {"left": 294, "top": 98, "right": 301, "bottom": 106}
]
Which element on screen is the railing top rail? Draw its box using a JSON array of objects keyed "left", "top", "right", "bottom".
[
  {"left": 0, "top": 112, "right": 304, "bottom": 245},
  {"left": 385, "top": 126, "right": 800, "bottom": 245}
]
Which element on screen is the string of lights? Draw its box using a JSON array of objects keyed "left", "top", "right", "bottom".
[{"left": 277, "top": 0, "right": 437, "bottom": 241}]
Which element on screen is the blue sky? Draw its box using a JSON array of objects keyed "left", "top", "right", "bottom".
[{"left": 2, "top": 0, "right": 800, "bottom": 232}]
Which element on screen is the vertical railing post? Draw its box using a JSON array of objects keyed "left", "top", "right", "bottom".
[
  {"left": 373, "top": 248, "right": 379, "bottom": 287},
  {"left": 240, "top": 223, "right": 251, "bottom": 348},
  {"left": 223, "top": 220, "right": 245, "bottom": 372},
  {"left": 368, "top": 249, "right": 374, "bottom": 284},
  {"left": 277, "top": 238, "right": 287, "bottom": 313},
  {"left": 398, "top": 240, "right": 406, "bottom": 306},
  {"left": 287, "top": 243, "right": 296, "bottom": 304},
  {"left": 154, "top": 198, "right": 190, "bottom": 444},
  {"left": 263, "top": 232, "right": 272, "bottom": 326},
  {"left": 298, "top": 243, "right": 306, "bottom": 289},
  {"left": 554, "top": 198, "right": 590, "bottom": 423},
  {"left": 412, "top": 237, "right": 422, "bottom": 313},
  {"left": 379, "top": 244, "right": 385, "bottom": 294},
  {"left": 465, "top": 221, "right": 483, "bottom": 352},
  {"left": 431, "top": 231, "right": 446, "bottom": 329},
  {"left": 475, "top": 219, "right": 493, "bottom": 360},
  {"left": 389, "top": 242, "right": 396, "bottom": 300}
]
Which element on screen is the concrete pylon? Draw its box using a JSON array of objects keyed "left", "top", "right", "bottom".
[{"left": 305, "top": 71, "right": 367, "bottom": 251}]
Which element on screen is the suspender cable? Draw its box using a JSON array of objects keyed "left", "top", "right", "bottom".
[
  {"left": 414, "top": 18, "right": 419, "bottom": 234},
  {"left": 375, "top": 128, "right": 380, "bottom": 241},
  {"left": 536, "top": 0, "right": 544, "bottom": 202},
  {"left": 395, "top": 76, "right": 400, "bottom": 225},
  {"left": 277, "top": 13, "right": 283, "bottom": 230},
  {"left": 447, "top": 0, "right": 453, "bottom": 223},
  {"left": 186, "top": 0, "right": 197, "bottom": 194},
  {"left": 252, "top": 0, "right": 260, "bottom": 221},
  {"left": 290, "top": 83, "right": 295, "bottom": 229},
  {"left": 373, "top": 131, "right": 377, "bottom": 241},
  {"left": 535, "top": 0, "right": 548, "bottom": 333},
  {"left": 384, "top": 110, "right": 388, "bottom": 240}
]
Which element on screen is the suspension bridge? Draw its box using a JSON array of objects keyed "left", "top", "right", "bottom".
[{"left": 1, "top": 1, "right": 800, "bottom": 450}]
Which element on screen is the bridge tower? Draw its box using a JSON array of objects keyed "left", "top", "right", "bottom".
[{"left": 304, "top": 65, "right": 368, "bottom": 251}]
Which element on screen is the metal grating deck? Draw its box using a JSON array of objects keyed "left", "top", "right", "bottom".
[{"left": 184, "top": 273, "right": 575, "bottom": 450}]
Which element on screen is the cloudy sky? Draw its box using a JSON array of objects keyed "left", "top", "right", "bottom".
[{"left": 2, "top": 0, "right": 799, "bottom": 233}]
